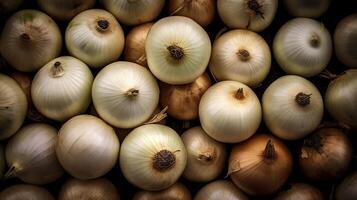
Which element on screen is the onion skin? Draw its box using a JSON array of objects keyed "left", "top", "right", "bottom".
[
  {"left": 133, "top": 182, "right": 191, "bottom": 200},
  {"left": 160, "top": 73, "right": 211, "bottom": 120},
  {"left": 0, "top": 184, "right": 55, "bottom": 200},
  {"left": 283, "top": 0, "right": 330, "bottom": 18},
  {"left": 194, "top": 180, "right": 248, "bottom": 200},
  {"left": 335, "top": 172, "right": 357, "bottom": 200},
  {"left": 274, "top": 183, "right": 324, "bottom": 200}
]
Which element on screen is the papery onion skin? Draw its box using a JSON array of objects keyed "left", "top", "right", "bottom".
[
  {"left": 194, "top": 180, "right": 248, "bottom": 200},
  {"left": 0, "top": 144, "right": 5, "bottom": 179},
  {"left": 0, "top": 0, "right": 23, "bottom": 14},
  {"left": 146, "top": 16, "right": 212, "bottom": 85},
  {"left": 209, "top": 29, "right": 271, "bottom": 87},
  {"left": 56, "top": 115, "right": 120, "bottom": 180},
  {"left": 283, "top": 0, "right": 330, "bottom": 18},
  {"left": 65, "top": 9, "right": 125, "bottom": 68},
  {"left": 133, "top": 182, "right": 191, "bottom": 200},
  {"left": 274, "top": 183, "right": 324, "bottom": 200},
  {"left": 0, "top": 10, "right": 62, "bottom": 72},
  {"left": 0, "top": 184, "right": 55, "bottom": 200},
  {"left": 335, "top": 172, "right": 357, "bottom": 200},
  {"left": 120, "top": 124, "right": 187, "bottom": 191},
  {"left": 0, "top": 74, "right": 27, "bottom": 140}
]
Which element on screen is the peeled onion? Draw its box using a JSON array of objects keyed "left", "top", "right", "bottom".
[
  {"left": 335, "top": 172, "right": 357, "bottom": 200},
  {"left": 194, "top": 180, "right": 248, "bottom": 200},
  {"left": 274, "top": 183, "right": 324, "bottom": 200},
  {"left": 0, "top": 144, "right": 5, "bottom": 179},
  {"left": 0, "top": 184, "right": 54, "bottom": 200},
  {"left": 0, "top": 0, "right": 23, "bottom": 14},
  {"left": 133, "top": 182, "right": 191, "bottom": 200},
  {"left": 283, "top": 0, "right": 330, "bottom": 18}
]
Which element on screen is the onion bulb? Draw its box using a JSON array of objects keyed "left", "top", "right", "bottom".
[
  {"left": 124, "top": 23, "right": 153, "bottom": 67},
  {"left": 262, "top": 75, "right": 323, "bottom": 140},
  {"left": 5, "top": 123, "right": 64, "bottom": 184},
  {"left": 160, "top": 73, "right": 211, "bottom": 120},
  {"left": 65, "top": 9, "right": 125, "bottom": 68},
  {"left": 228, "top": 134, "right": 293, "bottom": 196},
  {"left": 0, "top": 74, "right": 27, "bottom": 140},
  {"left": 274, "top": 183, "right": 324, "bottom": 200},
  {"left": 146, "top": 16, "right": 211, "bottom": 84},
  {"left": 0, "top": 184, "right": 54, "bottom": 200},
  {"left": 334, "top": 14, "right": 357, "bottom": 68},
  {"left": 133, "top": 182, "right": 191, "bottom": 200},
  {"left": 0, "top": 10, "right": 62, "bottom": 72},
  {"left": 168, "top": 0, "right": 216, "bottom": 27},
  {"left": 194, "top": 180, "right": 248, "bottom": 200},
  {"left": 59, "top": 178, "right": 120, "bottom": 200},
  {"left": 92, "top": 61, "right": 159, "bottom": 128},
  {"left": 273, "top": 18, "right": 332, "bottom": 77},
  {"left": 56, "top": 115, "right": 120, "bottom": 180},
  {"left": 31, "top": 56, "right": 93, "bottom": 121},
  {"left": 199, "top": 81, "right": 262, "bottom": 143},
  {"left": 217, "top": 0, "right": 278, "bottom": 32},
  {"left": 209, "top": 29, "right": 271, "bottom": 87},
  {"left": 102, "top": 0, "right": 165, "bottom": 26},
  {"left": 325, "top": 69, "right": 357, "bottom": 130},
  {"left": 335, "top": 172, "right": 357, "bottom": 200},
  {"left": 120, "top": 124, "right": 187, "bottom": 191},
  {"left": 0, "top": 144, "right": 5, "bottom": 179},
  {"left": 0, "top": 0, "right": 23, "bottom": 14},
  {"left": 283, "top": 0, "right": 330, "bottom": 18}
]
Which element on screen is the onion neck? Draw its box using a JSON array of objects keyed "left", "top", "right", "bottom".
[
  {"left": 4, "top": 163, "right": 22, "bottom": 179},
  {"left": 237, "top": 49, "right": 251, "bottom": 62},
  {"left": 197, "top": 150, "right": 216, "bottom": 164},
  {"left": 153, "top": 150, "right": 177, "bottom": 172},
  {"left": 235, "top": 88, "right": 245, "bottom": 100},
  {"left": 96, "top": 19, "right": 109, "bottom": 32},
  {"left": 310, "top": 33, "right": 320, "bottom": 48},
  {"left": 51, "top": 61, "right": 65, "bottom": 78},
  {"left": 167, "top": 45, "right": 184, "bottom": 60},
  {"left": 125, "top": 88, "right": 139, "bottom": 97},
  {"left": 295, "top": 92, "right": 312, "bottom": 107},
  {"left": 247, "top": 0, "right": 265, "bottom": 19},
  {"left": 263, "top": 139, "right": 277, "bottom": 161}
]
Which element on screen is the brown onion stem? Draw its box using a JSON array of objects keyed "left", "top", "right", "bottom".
[
  {"left": 51, "top": 61, "right": 65, "bottom": 77},
  {"left": 235, "top": 88, "right": 245, "bottom": 100},
  {"left": 167, "top": 45, "right": 184, "bottom": 60},
  {"left": 96, "top": 19, "right": 109, "bottom": 32},
  {"left": 263, "top": 139, "right": 276, "bottom": 160},
  {"left": 237, "top": 49, "right": 251, "bottom": 62},
  {"left": 295, "top": 92, "right": 312, "bottom": 106},
  {"left": 247, "top": 0, "right": 265, "bottom": 19},
  {"left": 310, "top": 33, "right": 320, "bottom": 47},
  {"left": 126, "top": 88, "right": 139, "bottom": 97},
  {"left": 20, "top": 33, "right": 31, "bottom": 41},
  {"left": 144, "top": 106, "right": 168, "bottom": 124},
  {"left": 153, "top": 150, "right": 176, "bottom": 171}
]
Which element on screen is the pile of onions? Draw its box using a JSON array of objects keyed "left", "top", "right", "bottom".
[
  {"left": 262, "top": 75, "right": 323, "bottom": 140},
  {"left": 133, "top": 182, "right": 191, "bottom": 200},
  {"left": 65, "top": 9, "right": 125, "bottom": 68},
  {"left": 146, "top": 16, "right": 211, "bottom": 84},
  {"left": 0, "top": 184, "right": 54, "bottom": 200},
  {"left": 199, "top": 81, "right": 262, "bottom": 143},
  {"left": 0, "top": 74, "right": 27, "bottom": 140},
  {"left": 5, "top": 123, "right": 64, "bottom": 184},
  {"left": 273, "top": 18, "right": 332, "bottom": 77},
  {"left": 228, "top": 134, "right": 293, "bottom": 196},
  {"left": 0, "top": 10, "right": 62, "bottom": 72},
  {"left": 58, "top": 178, "right": 119, "bottom": 200},
  {"left": 283, "top": 0, "right": 331, "bottom": 18},
  {"left": 92, "top": 61, "right": 159, "bottom": 128},
  {"left": 195, "top": 180, "right": 248, "bottom": 200},
  {"left": 334, "top": 14, "right": 357, "bottom": 68},
  {"left": 335, "top": 172, "right": 357, "bottom": 200},
  {"left": 0, "top": 144, "right": 5, "bottom": 179},
  {"left": 274, "top": 183, "right": 324, "bottom": 200},
  {"left": 325, "top": 69, "right": 357, "bottom": 130},
  {"left": 209, "top": 29, "right": 271, "bottom": 87},
  {"left": 31, "top": 56, "right": 93, "bottom": 121},
  {"left": 168, "top": 0, "right": 216, "bottom": 27},
  {"left": 217, "top": 0, "right": 278, "bottom": 32},
  {"left": 102, "top": 0, "right": 165, "bottom": 26},
  {"left": 160, "top": 73, "right": 211, "bottom": 120},
  {"left": 181, "top": 126, "right": 226, "bottom": 182},
  {"left": 56, "top": 115, "right": 120, "bottom": 180},
  {"left": 120, "top": 124, "right": 187, "bottom": 191}
]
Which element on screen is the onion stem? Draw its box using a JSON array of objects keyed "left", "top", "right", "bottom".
[
  {"left": 237, "top": 49, "right": 251, "bottom": 62},
  {"left": 263, "top": 139, "right": 276, "bottom": 160},
  {"left": 247, "top": 0, "right": 265, "bottom": 19},
  {"left": 304, "top": 133, "right": 324, "bottom": 152},
  {"left": 4, "top": 164, "right": 21, "bottom": 179},
  {"left": 198, "top": 153, "right": 214, "bottom": 162},
  {"left": 167, "top": 45, "right": 184, "bottom": 60},
  {"left": 295, "top": 92, "right": 312, "bottom": 106},
  {"left": 235, "top": 88, "right": 245, "bottom": 100},
  {"left": 51, "top": 61, "right": 65, "bottom": 77},
  {"left": 153, "top": 150, "right": 176, "bottom": 171},
  {"left": 96, "top": 19, "right": 109, "bottom": 32},
  {"left": 310, "top": 33, "right": 320, "bottom": 47},
  {"left": 126, "top": 88, "right": 139, "bottom": 97},
  {"left": 20, "top": 33, "right": 31, "bottom": 41},
  {"left": 144, "top": 106, "right": 168, "bottom": 125}
]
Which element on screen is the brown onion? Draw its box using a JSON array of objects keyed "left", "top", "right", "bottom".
[
  {"left": 0, "top": 184, "right": 54, "bottom": 200},
  {"left": 194, "top": 180, "right": 248, "bottom": 200},
  {"left": 274, "top": 183, "right": 324, "bottom": 200},
  {"left": 335, "top": 171, "right": 357, "bottom": 200},
  {"left": 133, "top": 182, "right": 191, "bottom": 200}
]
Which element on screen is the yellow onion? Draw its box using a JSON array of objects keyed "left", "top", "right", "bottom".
[
  {"left": 0, "top": 144, "right": 5, "bottom": 179},
  {"left": 0, "top": 184, "right": 54, "bottom": 200},
  {"left": 283, "top": 0, "right": 330, "bottom": 18},
  {"left": 133, "top": 182, "right": 191, "bottom": 200},
  {"left": 194, "top": 180, "right": 248, "bottom": 200},
  {"left": 274, "top": 183, "right": 324, "bottom": 200},
  {"left": 335, "top": 172, "right": 357, "bottom": 200},
  {"left": 0, "top": 0, "right": 23, "bottom": 14}
]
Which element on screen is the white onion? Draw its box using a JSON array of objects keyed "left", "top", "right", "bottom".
[
  {"left": 283, "top": 0, "right": 330, "bottom": 18},
  {"left": 273, "top": 18, "right": 332, "bottom": 77},
  {"left": 0, "top": 9, "right": 62, "bottom": 72},
  {"left": 0, "top": 0, "right": 23, "bottom": 14},
  {"left": 0, "top": 144, "right": 5, "bottom": 179},
  {"left": 209, "top": 29, "right": 271, "bottom": 87},
  {"left": 65, "top": 9, "right": 125, "bottom": 68},
  {"left": 199, "top": 81, "right": 262, "bottom": 143},
  {"left": 146, "top": 16, "right": 211, "bottom": 84},
  {"left": 194, "top": 180, "right": 248, "bottom": 200},
  {"left": 5, "top": 123, "right": 64, "bottom": 184},
  {"left": 262, "top": 75, "right": 323, "bottom": 140},
  {"left": 0, "top": 184, "right": 54, "bottom": 200},
  {"left": 31, "top": 56, "right": 93, "bottom": 121},
  {"left": 120, "top": 124, "right": 187, "bottom": 191},
  {"left": 56, "top": 115, "right": 120, "bottom": 180}
]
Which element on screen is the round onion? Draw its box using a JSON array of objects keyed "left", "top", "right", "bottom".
[
  {"left": 0, "top": 184, "right": 54, "bottom": 200},
  {"left": 274, "top": 183, "right": 324, "bottom": 200},
  {"left": 262, "top": 75, "right": 324, "bottom": 140},
  {"left": 92, "top": 61, "right": 159, "bottom": 128},
  {"left": 273, "top": 18, "right": 332, "bottom": 77},
  {"left": 194, "top": 180, "right": 248, "bottom": 200},
  {"left": 228, "top": 134, "right": 293, "bottom": 196},
  {"left": 133, "top": 182, "right": 191, "bottom": 200},
  {"left": 0, "top": 144, "right": 5, "bottom": 179},
  {"left": 283, "top": 0, "right": 330, "bottom": 18},
  {"left": 65, "top": 9, "right": 125, "bottom": 68},
  {"left": 199, "top": 81, "right": 262, "bottom": 143},
  {"left": 209, "top": 29, "right": 271, "bottom": 87},
  {"left": 335, "top": 172, "right": 357, "bottom": 200},
  {"left": 146, "top": 16, "right": 211, "bottom": 84},
  {"left": 56, "top": 115, "right": 120, "bottom": 180},
  {"left": 0, "top": 0, "right": 23, "bottom": 14},
  {"left": 120, "top": 124, "right": 187, "bottom": 191}
]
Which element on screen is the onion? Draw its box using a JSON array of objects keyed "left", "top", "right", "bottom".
[
  {"left": 0, "top": 10, "right": 62, "bottom": 72},
  {"left": 65, "top": 9, "right": 125, "bottom": 68},
  {"left": 199, "top": 81, "right": 262, "bottom": 143},
  {"left": 335, "top": 172, "right": 357, "bottom": 200},
  {"left": 325, "top": 69, "right": 357, "bottom": 130},
  {"left": 209, "top": 29, "right": 271, "bottom": 87},
  {"left": 5, "top": 123, "right": 64, "bottom": 184},
  {"left": 0, "top": 0, "right": 23, "bottom": 14},
  {"left": 273, "top": 18, "right": 332, "bottom": 77},
  {"left": 146, "top": 16, "right": 211, "bottom": 84},
  {"left": 124, "top": 23, "right": 153, "bottom": 67},
  {"left": 228, "top": 134, "right": 293, "bottom": 196},
  {"left": 283, "top": 0, "right": 330, "bottom": 18},
  {"left": 31, "top": 56, "right": 93, "bottom": 121},
  {"left": 133, "top": 182, "right": 191, "bottom": 200},
  {"left": 56, "top": 115, "right": 120, "bottom": 180},
  {"left": 37, "top": 0, "right": 95, "bottom": 21},
  {"left": 217, "top": 0, "right": 278, "bottom": 32},
  {"left": 160, "top": 73, "right": 211, "bottom": 120},
  {"left": 120, "top": 124, "right": 187, "bottom": 191},
  {"left": 0, "top": 184, "right": 54, "bottom": 200},
  {"left": 194, "top": 180, "right": 248, "bottom": 200},
  {"left": 102, "top": 0, "right": 165, "bottom": 26},
  {"left": 168, "top": 0, "right": 215, "bottom": 27},
  {"left": 334, "top": 14, "right": 357, "bottom": 68},
  {"left": 92, "top": 61, "right": 159, "bottom": 128},
  {"left": 274, "top": 183, "right": 324, "bottom": 200},
  {"left": 262, "top": 75, "right": 324, "bottom": 140},
  {"left": 59, "top": 178, "right": 120, "bottom": 200},
  {"left": 0, "top": 144, "right": 5, "bottom": 179},
  {"left": 0, "top": 74, "right": 27, "bottom": 140}
]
